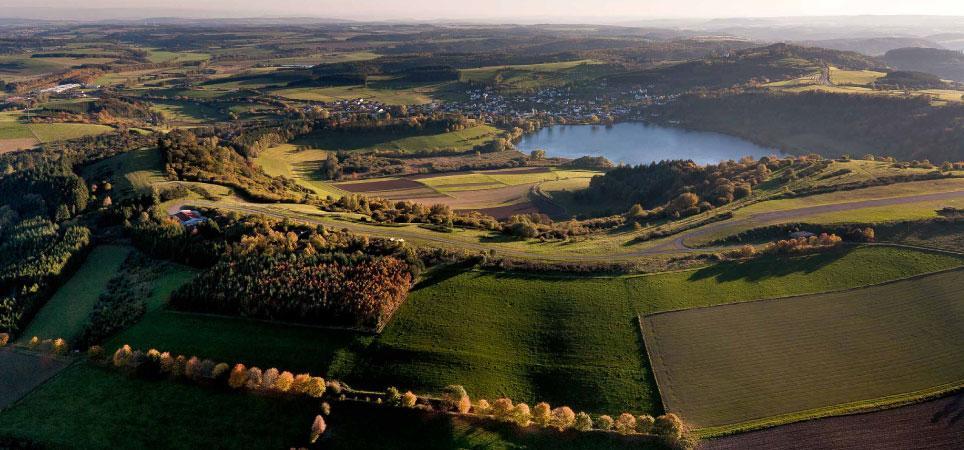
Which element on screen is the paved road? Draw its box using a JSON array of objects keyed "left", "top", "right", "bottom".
[{"left": 185, "top": 189, "right": 964, "bottom": 261}]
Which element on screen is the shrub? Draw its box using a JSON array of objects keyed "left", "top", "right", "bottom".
[
  {"left": 441, "top": 385, "right": 469, "bottom": 413},
  {"left": 327, "top": 380, "right": 342, "bottom": 395},
  {"left": 262, "top": 368, "right": 279, "bottom": 390},
  {"left": 320, "top": 402, "right": 331, "bottom": 416},
  {"left": 309, "top": 415, "right": 326, "bottom": 444},
  {"left": 596, "top": 415, "right": 614, "bottom": 431},
  {"left": 512, "top": 403, "right": 532, "bottom": 427},
  {"left": 212, "top": 362, "right": 230, "bottom": 380},
  {"left": 615, "top": 413, "right": 637, "bottom": 434},
  {"left": 636, "top": 414, "right": 655, "bottom": 434},
  {"left": 532, "top": 402, "right": 551, "bottom": 427},
  {"left": 228, "top": 364, "right": 248, "bottom": 388},
  {"left": 112, "top": 345, "right": 132, "bottom": 367},
  {"left": 307, "top": 377, "right": 326, "bottom": 398},
  {"left": 292, "top": 374, "right": 311, "bottom": 394},
  {"left": 0, "top": 333, "right": 9, "bottom": 347},
  {"left": 245, "top": 367, "right": 263, "bottom": 390},
  {"left": 172, "top": 355, "right": 187, "bottom": 378},
  {"left": 159, "top": 352, "right": 173, "bottom": 373},
  {"left": 474, "top": 399, "right": 491, "bottom": 416},
  {"left": 654, "top": 413, "right": 683, "bottom": 440},
  {"left": 275, "top": 371, "right": 294, "bottom": 392},
  {"left": 385, "top": 386, "right": 402, "bottom": 406},
  {"left": 87, "top": 345, "right": 104, "bottom": 362},
  {"left": 184, "top": 356, "right": 201, "bottom": 380},
  {"left": 574, "top": 412, "right": 593, "bottom": 431},
  {"left": 401, "top": 391, "right": 417, "bottom": 408},
  {"left": 27, "top": 336, "right": 39, "bottom": 349},
  {"left": 549, "top": 406, "right": 576, "bottom": 431},
  {"left": 491, "top": 398, "right": 514, "bottom": 420}
]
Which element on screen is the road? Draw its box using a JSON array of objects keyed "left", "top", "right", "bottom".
[{"left": 185, "top": 189, "right": 964, "bottom": 261}]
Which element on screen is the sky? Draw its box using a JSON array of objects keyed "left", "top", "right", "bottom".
[{"left": 4, "top": 0, "right": 964, "bottom": 21}]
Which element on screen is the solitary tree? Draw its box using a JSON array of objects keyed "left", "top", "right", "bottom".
[{"left": 309, "top": 415, "right": 327, "bottom": 443}]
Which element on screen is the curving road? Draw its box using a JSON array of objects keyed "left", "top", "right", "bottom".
[{"left": 184, "top": 189, "right": 964, "bottom": 261}]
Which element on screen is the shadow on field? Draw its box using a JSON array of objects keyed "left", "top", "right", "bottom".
[
  {"left": 932, "top": 392, "right": 963, "bottom": 426},
  {"left": 688, "top": 247, "right": 855, "bottom": 283},
  {"left": 412, "top": 261, "right": 477, "bottom": 292}
]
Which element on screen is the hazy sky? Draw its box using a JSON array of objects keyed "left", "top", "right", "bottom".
[{"left": 6, "top": 0, "right": 964, "bottom": 21}]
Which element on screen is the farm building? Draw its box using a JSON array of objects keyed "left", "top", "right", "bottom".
[{"left": 171, "top": 210, "right": 207, "bottom": 228}]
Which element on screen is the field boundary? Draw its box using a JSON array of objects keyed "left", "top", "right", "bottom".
[
  {"left": 642, "top": 263, "right": 964, "bottom": 318},
  {"left": 694, "top": 383, "right": 964, "bottom": 438}
]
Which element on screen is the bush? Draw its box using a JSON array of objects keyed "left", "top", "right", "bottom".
[
  {"left": 401, "top": 391, "right": 417, "bottom": 408},
  {"left": 309, "top": 415, "right": 326, "bottom": 444},
  {"left": 27, "top": 336, "right": 39, "bottom": 349},
  {"left": 112, "top": 345, "right": 132, "bottom": 367},
  {"left": 245, "top": 367, "right": 263, "bottom": 390},
  {"left": 636, "top": 414, "right": 655, "bottom": 434},
  {"left": 596, "top": 415, "right": 614, "bottom": 431},
  {"left": 549, "top": 406, "right": 576, "bottom": 431},
  {"left": 320, "top": 402, "right": 331, "bottom": 416},
  {"left": 0, "top": 332, "right": 8, "bottom": 347},
  {"left": 512, "top": 403, "right": 532, "bottom": 427},
  {"left": 292, "top": 374, "right": 311, "bottom": 394},
  {"left": 491, "top": 398, "right": 514, "bottom": 420},
  {"left": 442, "top": 384, "right": 470, "bottom": 413},
  {"left": 307, "top": 377, "right": 326, "bottom": 398},
  {"left": 86, "top": 345, "right": 104, "bottom": 362},
  {"left": 228, "top": 364, "right": 248, "bottom": 388},
  {"left": 615, "top": 413, "right": 637, "bottom": 435},
  {"left": 474, "top": 399, "right": 491, "bottom": 415},
  {"left": 275, "top": 371, "right": 294, "bottom": 392},
  {"left": 172, "top": 355, "right": 187, "bottom": 378},
  {"left": 385, "top": 386, "right": 402, "bottom": 406},
  {"left": 574, "top": 412, "right": 593, "bottom": 431},
  {"left": 655, "top": 413, "right": 683, "bottom": 440},
  {"left": 327, "top": 380, "right": 342, "bottom": 395},
  {"left": 184, "top": 356, "right": 201, "bottom": 380},
  {"left": 532, "top": 402, "right": 551, "bottom": 427}
]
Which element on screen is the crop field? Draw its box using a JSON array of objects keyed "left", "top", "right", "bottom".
[
  {"left": 0, "top": 349, "right": 71, "bottom": 409},
  {"left": 291, "top": 124, "right": 502, "bottom": 153},
  {"left": 704, "top": 392, "right": 964, "bottom": 450},
  {"left": 81, "top": 147, "right": 167, "bottom": 200},
  {"left": 18, "top": 246, "right": 130, "bottom": 344},
  {"left": 459, "top": 60, "right": 605, "bottom": 91},
  {"left": 27, "top": 122, "right": 113, "bottom": 143},
  {"left": 828, "top": 67, "right": 886, "bottom": 85},
  {"left": 641, "top": 268, "right": 964, "bottom": 432}
]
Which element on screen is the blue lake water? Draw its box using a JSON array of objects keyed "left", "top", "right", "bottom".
[{"left": 515, "top": 122, "right": 781, "bottom": 166}]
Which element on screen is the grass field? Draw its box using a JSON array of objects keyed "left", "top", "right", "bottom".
[
  {"left": 100, "top": 246, "right": 962, "bottom": 417},
  {"left": 81, "top": 147, "right": 167, "bottom": 200},
  {"left": 828, "top": 67, "right": 886, "bottom": 85},
  {"left": 18, "top": 246, "right": 130, "bottom": 343},
  {"left": 0, "top": 364, "right": 318, "bottom": 448},
  {"left": 291, "top": 124, "right": 502, "bottom": 154},
  {"left": 459, "top": 60, "right": 605, "bottom": 91},
  {"left": 152, "top": 100, "right": 229, "bottom": 125},
  {"left": 272, "top": 85, "right": 436, "bottom": 105},
  {"left": 26, "top": 122, "right": 113, "bottom": 143},
  {"left": 642, "top": 268, "right": 964, "bottom": 433}
]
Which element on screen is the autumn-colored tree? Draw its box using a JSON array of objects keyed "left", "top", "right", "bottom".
[
  {"left": 491, "top": 398, "right": 514, "bottom": 420},
  {"left": 309, "top": 415, "right": 327, "bottom": 443},
  {"left": 172, "top": 355, "right": 187, "bottom": 378},
  {"left": 401, "top": 391, "right": 418, "bottom": 408},
  {"left": 51, "top": 338, "right": 67, "bottom": 354},
  {"left": 385, "top": 386, "right": 402, "bottom": 406},
  {"left": 228, "top": 364, "right": 248, "bottom": 388},
  {"left": 654, "top": 413, "right": 683, "bottom": 440},
  {"left": 474, "top": 399, "right": 491, "bottom": 415},
  {"left": 245, "top": 367, "right": 263, "bottom": 390},
  {"left": 513, "top": 403, "right": 532, "bottom": 427},
  {"left": 574, "top": 412, "right": 593, "bottom": 431},
  {"left": 636, "top": 415, "right": 655, "bottom": 434},
  {"left": 275, "top": 371, "right": 294, "bottom": 392},
  {"left": 615, "top": 413, "right": 637, "bottom": 435},
  {"left": 262, "top": 368, "right": 279, "bottom": 390},
  {"left": 532, "top": 402, "right": 551, "bottom": 427},
  {"left": 184, "top": 356, "right": 201, "bottom": 380},
  {"left": 292, "top": 374, "right": 311, "bottom": 394},
  {"left": 0, "top": 333, "right": 8, "bottom": 347},
  {"left": 159, "top": 352, "right": 173, "bottom": 373},
  {"left": 213, "top": 363, "right": 230, "bottom": 380},
  {"left": 442, "top": 385, "right": 470, "bottom": 413},
  {"left": 549, "top": 406, "right": 576, "bottom": 431},
  {"left": 307, "top": 377, "right": 326, "bottom": 398},
  {"left": 596, "top": 415, "right": 614, "bottom": 431},
  {"left": 113, "top": 345, "right": 132, "bottom": 367}
]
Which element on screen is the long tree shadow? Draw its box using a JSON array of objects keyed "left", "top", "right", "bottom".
[{"left": 688, "top": 247, "right": 856, "bottom": 283}]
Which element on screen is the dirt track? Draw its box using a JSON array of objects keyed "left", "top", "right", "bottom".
[
  {"left": 703, "top": 393, "right": 964, "bottom": 450},
  {"left": 187, "top": 189, "right": 964, "bottom": 261}
]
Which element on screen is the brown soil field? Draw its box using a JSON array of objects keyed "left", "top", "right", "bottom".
[
  {"left": 483, "top": 167, "right": 551, "bottom": 175},
  {"left": 702, "top": 393, "right": 964, "bottom": 450},
  {"left": 335, "top": 178, "right": 426, "bottom": 192},
  {"left": 465, "top": 202, "right": 541, "bottom": 218},
  {"left": 0, "top": 138, "right": 38, "bottom": 153},
  {"left": 0, "top": 349, "right": 71, "bottom": 409}
]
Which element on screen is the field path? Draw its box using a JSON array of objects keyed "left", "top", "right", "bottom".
[{"left": 184, "top": 188, "right": 964, "bottom": 261}]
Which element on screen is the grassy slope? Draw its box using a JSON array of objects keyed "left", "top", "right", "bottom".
[
  {"left": 292, "top": 124, "right": 501, "bottom": 153},
  {"left": 643, "top": 268, "right": 964, "bottom": 432},
  {"left": 103, "top": 246, "right": 963, "bottom": 417},
  {"left": 81, "top": 147, "right": 167, "bottom": 200},
  {"left": 272, "top": 85, "right": 436, "bottom": 105},
  {"left": 26, "top": 122, "right": 113, "bottom": 143},
  {"left": 18, "top": 246, "right": 130, "bottom": 343}
]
